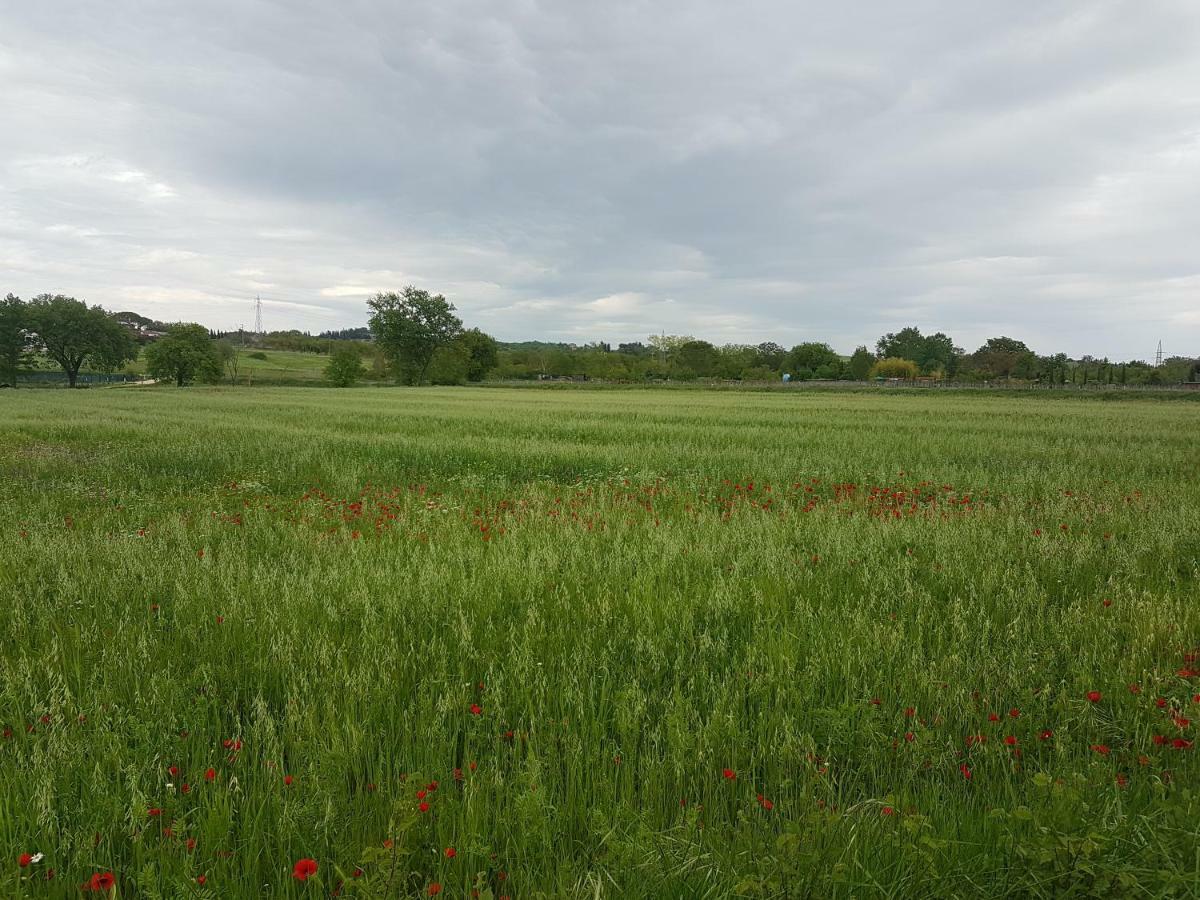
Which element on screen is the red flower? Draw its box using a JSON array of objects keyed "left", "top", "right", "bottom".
[
  {"left": 1008, "top": 708, "right": 1020, "bottom": 719},
  {"left": 1128, "top": 684, "right": 1141, "bottom": 695},
  {"left": 215, "top": 615, "right": 224, "bottom": 624},
  {"left": 284, "top": 775, "right": 293, "bottom": 786},
  {"left": 168, "top": 766, "right": 179, "bottom": 777},
  {"left": 382, "top": 839, "right": 394, "bottom": 849},
  {"left": 1039, "top": 729, "right": 1053, "bottom": 741},
  {"left": 1003, "top": 735, "right": 1018, "bottom": 746},
  {"left": 18, "top": 853, "right": 32, "bottom": 868},
  {"left": 1153, "top": 734, "right": 1167, "bottom": 745},
  {"left": 205, "top": 767, "right": 216, "bottom": 782},
  {"left": 904, "top": 731, "right": 915, "bottom": 742},
  {"left": 197, "top": 875, "right": 207, "bottom": 886},
  {"left": 352, "top": 868, "right": 363, "bottom": 878},
  {"left": 181, "top": 783, "right": 191, "bottom": 794},
  {"left": 987, "top": 712, "right": 1000, "bottom": 722},
  {"left": 1156, "top": 698, "right": 1168, "bottom": 709},
  {"left": 469, "top": 704, "right": 482, "bottom": 716},
  {"left": 1172, "top": 738, "right": 1193, "bottom": 750},
  {"left": 292, "top": 858, "right": 318, "bottom": 882},
  {"left": 960, "top": 764, "right": 972, "bottom": 780},
  {"left": 1086, "top": 691, "right": 1102, "bottom": 703},
  {"left": 722, "top": 768, "right": 736, "bottom": 780},
  {"left": 416, "top": 789, "right": 427, "bottom": 800},
  {"left": 147, "top": 808, "right": 162, "bottom": 817},
  {"left": 881, "top": 806, "right": 894, "bottom": 816},
  {"left": 428, "top": 884, "right": 443, "bottom": 896},
  {"left": 903, "top": 707, "right": 915, "bottom": 718},
  {"left": 445, "top": 847, "right": 456, "bottom": 858},
  {"left": 1102, "top": 599, "right": 1112, "bottom": 608},
  {"left": 1090, "top": 744, "right": 1110, "bottom": 755},
  {"left": 85, "top": 872, "right": 115, "bottom": 892},
  {"left": 418, "top": 801, "right": 430, "bottom": 813}
]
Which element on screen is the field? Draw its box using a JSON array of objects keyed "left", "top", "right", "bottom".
[{"left": 1, "top": 386, "right": 1198, "bottom": 898}]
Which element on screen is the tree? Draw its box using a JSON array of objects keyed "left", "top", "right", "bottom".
[
  {"left": 367, "top": 286, "right": 463, "bottom": 385},
  {"left": 870, "top": 357, "right": 920, "bottom": 379},
  {"left": 786, "top": 342, "right": 839, "bottom": 378},
  {"left": 26, "top": 295, "right": 137, "bottom": 387},
  {"left": 754, "top": 341, "right": 787, "bottom": 370},
  {"left": 325, "top": 343, "right": 365, "bottom": 387},
  {"left": 675, "top": 340, "right": 720, "bottom": 378},
  {"left": 144, "top": 323, "right": 222, "bottom": 386},
  {"left": 216, "top": 340, "right": 242, "bottom": 385},
  {"left": 876, "top": 327, "right": 960, "bottom": 374},
  {"left": 848, "top": 345, "right": 873, "bottom": 380},
  {"left": 457, "top": 328, "right": 499, "bottom": 382},
  {"left": 0, "top": 294, "right": 31, "bottom": 387},
  {"left": 973, "top": 336, "right": 1035, "bottom": 380}
]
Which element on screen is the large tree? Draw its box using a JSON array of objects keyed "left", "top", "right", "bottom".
[
  {"left": 27, "top": 294, "right": 137, "bottom": 387},
  {"left": 847, "top": 345, "right": 874, "bottom": 380},
  {"left": 367, "top": 286, "right": 463, "bottom": 385},
  {"left": 457, "top": 328, "right": 499, "bottom": 382},
  {"left": 0, "top": 294, "right": 32, "bottom": 386},
  {"left": 144, "top": 323, "right": 223, "bottom": 386},
  {"left": 973, "top": 336, "right": 1036, "bottom": 380}
]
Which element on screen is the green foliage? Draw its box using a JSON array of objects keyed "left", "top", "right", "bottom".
[
  {"left": 324, "top": 344, "right": 366, "bottom": 387},
  {"left": 25, "top": 294, "right": 138, "bottom": 386},
  {"left": 367, "top": 286, "right": 463, "bottom": 385},
  {"left": 674, "top": 340, "right": 720, "bottom": 378},
  {"left": 870, "top": 356, "right": 921, "bottom": 379},
  {"left": 144, "top": 323, "right": 223, "bottom": 386},
  {"left": 0, "top": 293, "right": 32, "bottom": 386},
  {"left": 248, "top": 351, "right": 268, "bottom": 360},
  {"left": 877, "top": 327, "right": 961, "bottom": 375},
  {"left": 457, "top": 328, "right": 500, "bottom": 382},
  {"left": 848, "top": 345, "right": 874, "bottom": 380}
]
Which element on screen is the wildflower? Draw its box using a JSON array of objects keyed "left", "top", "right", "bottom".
[
  {"left": 418, "top": 801, "right": 430, "bottom": 813},
  {"left": 1090, "top": 744, "right": 1110, "bottom": 755},
  {"left": 987, "top": 712, "right": 1000, "bottom": 722},
  {"left": 416, "top": 789, "right": 427, "bottom": 800},
  {"left": 197, "top": 875, "right": 207, "bottom": 885},
  {"left": 881, "top": 806, "right": 894, "bottom": 816},
  {"left": 1156, "top": 698, "right": 1168, "bottom": 709},
  {"left": 1039, "top": 729, "right": 1053, "bottom": 740},
  {"left": 382, "top": 839, "right": 394, "bottom": 849},
  {"left": 903, "top": 707, "right": 915, "bottom": 718},
  {"left": 445, "top": 847, "right": 456, "bottom": 858},
  {"left": 84, "top": 872, "right": 115, "bottom": 892},
  {"left": 1102, "top": 599, "right": 1112, "bottom": 607},
  {"left": 147, "top": 808, "right": 162, "bottom": 817},
  {"left": 205, "top": 767, "right": 216, "bottom": 782},
  {"left": 352, "top": 868, "right": 364, "bottom": 878},
  {"left": 1004, "top": 735, "right": 1018, "bottom": 746},
  {"left": 428, "top": 884, "right": 443, "bottom": 896},
  {"left": 722, "top": 768, "right": 736, "bottom": 780},
  {"left": 284, "top": 775, "right": 293, "bottom": 786},
  {"left": 960, "top": 764, "right": 972, "bottom": 780},
  {"left": 186, "top": 838, "right": 196, "bottom": 852},
  {"left": 1153, "top": 734, "right": 1167, "bottom": 745},
  {"left": 1086, "top": 691, "right": 1102, "bottom": 703},
  {"left": 1009, "top": 708, "right": 1020, "bottom": 718},
  {"left": 1172, "top": 738, "right": 1193, "bottom": 750},
  {"left": 1116, "top": 773, "right": 1128, "bottom": 788},
  {"left": 215, "top": 615, "right": 224, "bottom": 624},
  {"left": 1128, "top": 684, "right": 1141, "bottom": 695},
  {"left": 181, "top": 783, "right": 191, "bottom": 794},
  {"left": 470, "top": 704, "right": 482, "bottom": 716},
  {"left": 19, "top": 853, "right": 32, "bottom": 868},
  {"left": 168, "top": 766, "right": 179, "bottom": 777},
  {"left": 904, "top": 731, "right": 915, "bottom": 742},
  {"left": 292, "top": 858, "right": 318, "bottom": 882}
]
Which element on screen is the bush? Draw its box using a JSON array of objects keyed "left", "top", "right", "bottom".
[
  {"left": 869, "top": 357, "right": 920, "bottom": 380},
  {"left": 324, "top": 345, "right": 365, "bottom": 387}
]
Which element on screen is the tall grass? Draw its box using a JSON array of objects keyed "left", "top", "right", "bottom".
[{"left": 0, "top": 387, "right": 1197, "bottom": 897}]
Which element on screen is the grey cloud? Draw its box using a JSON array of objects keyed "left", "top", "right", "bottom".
[{"left": 2, "top": 0, "right": 1199, "bottom": 359}]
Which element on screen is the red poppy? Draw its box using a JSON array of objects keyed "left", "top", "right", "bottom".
[
  {"left": 1172, "top": 738, "right": 1193, "bottom": 750},
  {"left": 1008, "top": 708, "right": 1020, "bottom": 719},
  {"left": 469, "top": 704, "right": 482, "bottom": 716},
  {"left": 416, "top": 789, "right": 427, "bottom": 800},
  {"left": 881, "top": 806, "right": 894, "bottom": 816},
  {"left": 284, "top": 775, "right": 293, "bottom": 786},
  {"left": 168, "top": 766, "right": 179, "bottom": 777},
  {"left": 382, "top": 839, "right": 394, "bottom": 849},
  {"left": 987, "top": 712, "right": 1000, "bottom": 722},
  {"left": 904, "top": 731, "right": 915, "bottom": 742},
  {"left": 1086, "top": 691, "right": 1102, "bottom": 703},
  {"left": 722, "top": 768, "right": 736, "bottom": 780},
  {"left": 1004, "top": 735, "right": 1018, "bottom": 746},
  {"left": 1156, "top": 698, "right": 1168, "bottom": 709},
  {"left": 147, "top": 808, "right": 162, "bottom": 817},
  {"left": 18, "top": 853, "right": 32, "bottom": 868},
  {"left": 418, "top": 801, "right": 430, "bottom": 813},
  {"left": 181, "top": 783, "right": 191, "bottom": 794},
  {"left": 1039, "top": 729, "right": 1053, "bottom": 740},
  {"left": 292, "top": 858, "right": 318, "bottom": 882},
  {"left": 205, "top": 767, "right": 216, "bottom": 782},
  {"left": 1128, "top": 684, "right": 1141, "bottom": 694},
  {"left": 428, "top": 884, "right": 443, "bottom": 896},
  {"left": 960, "top": 764, "right": 972, "bottom": 780},
  {"left": 1090, "top": 744, "right": 1110, "bottom": 755},
  {"left": 197, "top": 875, "right": 207, "bottom": 885},
  {"left": 352, "top": 868, "right": 364, "bottom": 878},
  {"left": 85, "top": 872, "right": 115, "bottom": 892},
  {"left": 445, "top": 847, "right": 456, "bottom": 858},
  {"left": 186, "top": 838, "right": 196, "bottom": 852},
  {"left": 903, "top": 707, "right": 915, "bottom": 718},
  {"left": 1153, "top": 734, "right": 1167, "bottom": 745}
]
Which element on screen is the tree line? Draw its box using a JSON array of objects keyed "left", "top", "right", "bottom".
[{"left": 2, "top": 290, "right": 1197, "bottom": 388}]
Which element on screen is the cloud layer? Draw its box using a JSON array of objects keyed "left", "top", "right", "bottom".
[{"left": 2, "top": 1, "right": 1198, "bottom": 358}]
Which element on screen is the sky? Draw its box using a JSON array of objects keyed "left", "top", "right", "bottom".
[{"left": 2, "top": 1, "right": 1199, "bottom": 359}]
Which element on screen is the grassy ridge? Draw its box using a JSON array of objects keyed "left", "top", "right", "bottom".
[{"left": 1, "top": 387, "right": 1198, "bottom": 897}]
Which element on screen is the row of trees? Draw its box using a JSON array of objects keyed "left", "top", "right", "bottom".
[{"left": 2, "top": 290, "right": 1196, "bottom": 388}]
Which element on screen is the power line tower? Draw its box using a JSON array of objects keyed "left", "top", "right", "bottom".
[
  {"left": 254, "top": 295, "right": 264, "bottom": 336},
  {"left": 1155, "top": 340, "right": 1163, "bottom": 367}
]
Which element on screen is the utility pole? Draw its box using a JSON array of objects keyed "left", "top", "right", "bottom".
[
  {"left": 254, "top": 296, "right": 264, "bottom": 337},
  {"left": 1155, "top": 340, "right": 1163, "bottom": 367}
]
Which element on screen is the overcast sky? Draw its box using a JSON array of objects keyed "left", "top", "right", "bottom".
[{"left": 2, "top": 2, "right": 1198, "bottom": 358}]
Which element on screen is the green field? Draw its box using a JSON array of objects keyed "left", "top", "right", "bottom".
[{"left": 1, "top": 386, "right": 1198, "bottom": 898}]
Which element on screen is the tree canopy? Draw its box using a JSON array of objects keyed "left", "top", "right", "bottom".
[
  {"left": 26, "top": 295, "right": 137, "bottom": 387},
  {"left": 367, "top": 287, "right": 463, "bottom": 385},
  {"left": 144, "top": 323, "right": 223, "bottom": 386}
]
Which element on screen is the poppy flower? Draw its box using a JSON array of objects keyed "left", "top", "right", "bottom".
[
  {"left": 987, "top": 713, "right": 1000, "bottom": 722},
  {"left": 1086, "top": 691, "right": 1102, "bottom": 703},
  {"left": 1039, "top": 729, "right": 1053, "bottom": 741},
  {"left": 960, "top": 764, "right": 972, "bottom": 780},
  {"left": 444, "top": 847, "right": 456, "bottom": 858},
  {"left": 205, "top": 767, "right": 216, "bottom": 782},
  {"left": 85, "top": 872, "right": 115, "bottom": 892},
  {"left": 881, "top": 806, "right": 894, "bottom": 816},
  {"left": 197, "top": 875, "right": 207, "bottom": 885},
  {"left": 469, "top": 704, "right": 482, "bottom": 716},
  {"left": 168, "top": 766, "right": 179, "bottom": 777},
  {"left": 722, "top": 768, "right": 736, "bottom": 780},
  {"left": 1090, "top": 744, "right": 1110, "bottom": 755},
  {"left": 352, "top": 868, "right": 364, "bottom": 878},
  {"left": 416, "top": 789, "right": 427, "bottom": 800},
  {"left": 1128, "top": 684, "right": 1141, "bottom": 695},
  {"left": 904, "top": 731, "right": 915, "bottom": 742},
  {"left": 147, "top": 808, "right": 162, "bottom": 817},
  {"left": 903, "top": 707, "right": 915, "bottom": 718},
  {"left": 1172, "top": 738, "right": 1193, "bottom": 750},
  {"left": 292, "top": 858, "right": 318, "bottom": 882},
  {"left": 428, "top": 884, "right": 443, "bottom": 896},
  {"left": 418, "top": 801, "right": 430, "bottom": 813},
  {"left": 18, "top": 853, "right": 32, "bottom": 868},
  {"left": 284, "top": 775, "right": 293, "bottom": 786},
  {"left": 1153, "top": 734, "right": 1167, "bottom": 745},
  {"left": 1004, "top": 735, "right": 1018, "bottom": 746},
  {"left": 382, "top": 839, "right": 394, "bottom": 849},
  {"left": 181, "top": 783, "right": 191, "bottom": 794},
  {"left": 1008, "top": 708, "right": 1020, "bottom": 719}
]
